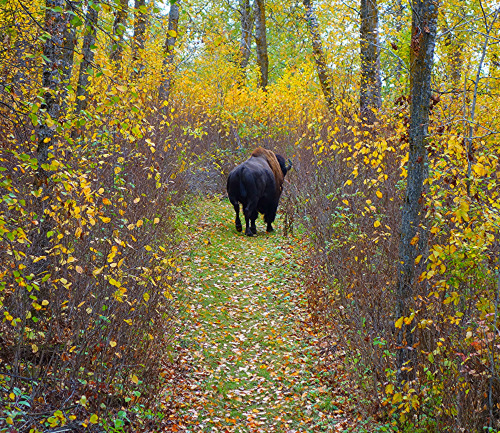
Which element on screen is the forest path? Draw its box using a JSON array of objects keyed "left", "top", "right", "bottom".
[{"left": 167, "top": 197, "right": 341, "bottom": 432}]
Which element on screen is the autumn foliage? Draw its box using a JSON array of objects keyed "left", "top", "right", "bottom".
[{"left": 1, "top": 0, "right": 500, "bottom": 431}]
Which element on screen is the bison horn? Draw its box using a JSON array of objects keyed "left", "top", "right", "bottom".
[{"left": 286, "top": 159, "right": 293, "bottom": 171}]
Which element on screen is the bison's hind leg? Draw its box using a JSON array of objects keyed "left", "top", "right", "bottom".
[
  {"left": 232, "top": 202, "right": 242, "bottom": 232},
  {"left": 244, "top": 205, "right": 258, "bottom": 236}
]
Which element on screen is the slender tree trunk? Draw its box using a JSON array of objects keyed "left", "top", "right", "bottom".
[
  {"left": 60, "top": 1, "right": 79, "bottom": 111},
  {"left": 303, "top": 0, "right": 334, "bottom": 112},
  {"left": 158, "top": 3, "right": 180, "bottom": 102},
  {"left": 31, "top": 0, "right": 66, "bottom": 284},
  {"left": 110, "top": 0, "right": 128, "bottom": 64},
  {"left": 360, "top": 0, "right": 381, "bottom": 123},
  {"left": 132, "top": 0, "right": 146, "bottom": 77},
  {"left": 38, "top": 0, "right": 66, "bottom": 176},
  {"left": 239, "top": 0, "right": 254, "bottom": 76},
  {"left": 75, "top": 0, "right": 99, "bottom": 114},
  {"left": 396, "top": 0, "right": 439, "bottom": 385},
  {"left": 253, "top": 0, "right": 268, "bottom": 91},
  {"left": 392, "top": 0, "right": 404, "bottom": 84}
]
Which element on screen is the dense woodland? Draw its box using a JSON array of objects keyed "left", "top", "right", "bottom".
[{"left": 1, "top": 0, "right": 500, "bottom": 431}]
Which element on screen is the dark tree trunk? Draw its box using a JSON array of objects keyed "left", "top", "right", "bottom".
[
  {"left": 396, "top": 0, "right": 439, "bottom": 384},
  {"left": 253, "top": 0, "right": 268, "bottom": 91},
  {"left": 31, "top": 0, "right": 66, "bottom": 284},
  {"left": 132, "top": 0, "right": 146, "bottom": 77},
  {"left": 75, "top": 0, "right": 99, "bottom": 114},
  {"left": 60, "top": 1, "right": 79, "bottom": 110},
  {"left": 360, "top": 0, "right": 381, "bottom": 123},
  {"left": 110, "top": 0, "right": 128, "bottom": 64},
  {"left": 158, "top": 3, "right": 180, "bottom": 102},
  {"left": 239, "top": 0, "right": 254, "bottom": 76},
  {"left": 303, "top": 0, "right": 335, "bottom": 112}
]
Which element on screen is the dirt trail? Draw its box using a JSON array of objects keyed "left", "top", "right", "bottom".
[{"left": 167, "top": 198, "right": 341, "bottom": 432}]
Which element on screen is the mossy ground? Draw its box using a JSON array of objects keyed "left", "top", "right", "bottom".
[{"left": 164, "top": 196, "right": 343, "bottom": 432}]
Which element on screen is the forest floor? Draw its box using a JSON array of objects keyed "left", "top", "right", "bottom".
[{"left": 161, "top": 197, "right": 353, "bottom": 432}]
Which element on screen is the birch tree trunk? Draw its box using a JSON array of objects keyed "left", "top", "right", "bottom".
[
  {"left": 110, "top": 0, "right": 128, "bottom": 64},
  {"left": 132, "top": 0, "right": 146, "bottom": 76},
  {"left": 239, "top": 0, "right": 254, "bottom": 76},
  {"left": 75, "top": 0, "right": 99, "bottom": 114},
  {"left": 396, "top": 0, "right": 439, "bottom": 384},
  {"left": 360, "top": 0, "right": 381, "bottom": 123},
  {"left": 158, "top": 3, "right": 180, "bottom": 102},
  {"left": 303, "top": 0, "right": 335, "bottom": 112},
  {"left": 254, "top": 0, "right": 268, "bottom": 91}
]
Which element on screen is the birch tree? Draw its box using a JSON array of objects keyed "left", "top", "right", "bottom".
[{"left": 239, "top": 0, "right": 254, "bottom": 78}]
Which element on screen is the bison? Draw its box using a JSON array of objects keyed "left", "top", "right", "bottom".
[{"left": 227, "top": 147, "right": 292, "bottom": 236}]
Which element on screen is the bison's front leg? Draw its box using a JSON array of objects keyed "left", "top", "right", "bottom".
[
  {"left": 244, "top": 215, "right": 254, "bottom": 236},
  {"left": 251, "top": 220, "right": 257, "bottom": 235},
  {"left": 266, "top": 222, "right": 274, "bottom": 232}
]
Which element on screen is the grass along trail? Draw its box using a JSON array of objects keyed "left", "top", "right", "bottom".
[{"left": 170, "top": 197, "right": 340, "bottom": 432}]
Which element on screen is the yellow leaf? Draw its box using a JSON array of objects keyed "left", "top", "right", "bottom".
[
  {"left": 76, "top": 265, "right": 83, "bottom": 274},
  {"left": 32, "top": 344, "right": 38, "bottom": 353},
  {"left": 415, "top": 255, "right": 422, "bottom": 265},
  {"left": 392, "top": 392, "right": 403, "bottom": 404},
  {"left": 376, "top": 190, "right": 383, "bottom": 198},
  {"left": 103, "top": 198, "right": 111, "bottom": 205},
  {"left": 9, "top": 392, "right": 15, "bottom": 400},
  {"left": 374, "top": 220, "right": 381, "bottom": 228},
  {"left": 154, "top": 217, "right": 160, "bottom": 224},
  {"left": 385, "top": 383, "right": 394, "bottom": 395},
  {"left": 134, "top": 197, "right": 140, "bottom": 203},
  {"left": 131, "top": 374, "right": 139, "bottom": 384},
  {"left": 110, "top": 341, "right": 117, "bottom": 347},
  {"left": 100, "top": 216, "right": 111, "bottom": 223},
  {"left": 143, "top": 292, "right": 150, "bottom": 302},
  {"left": 144, "top": 245, "right": 152, "bottom": 251},
  {"left": 136, "top": 220, "right": 143, "bottom": 227},
  {"left": 395, "top": 316, "right": 404, "bottom": 329},
  {"left": 41, "top": 300, "right": 49, "bottom": 306},
  {"left": 89, "top": 414, "right": 98, "bottom": 424}
]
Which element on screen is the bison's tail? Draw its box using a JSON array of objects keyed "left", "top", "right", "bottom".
[{"left": 239, "top": 176, "right": 247, "bottom": 199}]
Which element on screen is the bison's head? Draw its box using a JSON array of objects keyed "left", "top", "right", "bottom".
[{"left": 276, "top": 154, "right": 292, "bottom": 176}]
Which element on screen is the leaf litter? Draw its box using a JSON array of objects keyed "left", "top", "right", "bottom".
[{"left": 162, "top": 198, "right": 348, "bottom": 432}]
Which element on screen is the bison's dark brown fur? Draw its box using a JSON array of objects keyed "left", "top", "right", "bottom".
[{"left": 227, "top": 147, "right": 291, "bottom": 236}]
